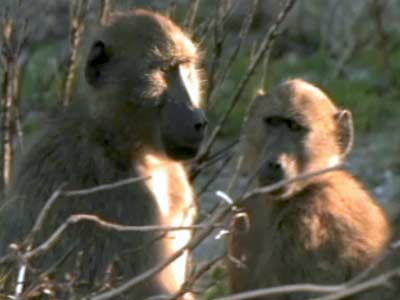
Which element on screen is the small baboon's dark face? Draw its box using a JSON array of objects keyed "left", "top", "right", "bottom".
[
  {"left": 84, "top": 10, "right": 207, "bottom": 160},
  {"left": 257, "top": 114, "right": 308, "bottom": 197},
  {"left": 243, "top": 79, "right": 352, "bottom": 198}
]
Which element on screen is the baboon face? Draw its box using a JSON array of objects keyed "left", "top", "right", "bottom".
[
  {"left": 243, "top": 79, "right": 352, "bottom": 198},
  {"left": 84, "top": 10, "right": 207, "bottom": 160}
]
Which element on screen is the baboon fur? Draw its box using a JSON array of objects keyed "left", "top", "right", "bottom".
[
  {"left": 229, "top": 79, "right": 392, "bottom": 299},
  {"left": 0, "top": 9, "right": 207, "bottom": 299}
]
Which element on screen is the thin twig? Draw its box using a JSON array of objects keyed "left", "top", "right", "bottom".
[
  {"left": 63, "top": 0, "right": 88, "bottom": 106},
  {"left": 28, "top": 176, "right": 149, "bottom": 245},
  {"left": 63, "top": 175, "right": 150, "bottom": 197},
  {"left": 209, "top": 0, "right": 260, "bottom": 109},
  {"left": 214, "top": 283, "right": 345, "bottom": 300},
  {"left": 24, "top": 214, "right": 215, "bottom": 260},
  {"left": 164, "top": 255, "right": 225, "bottom": 300},
  {"left": 85, "top": 202, "right": 230, "bottom": 300},
  {"left": 30, "top": 184, "right": 66, "bottom": 242},
  {"left": 190, "top": 139, "right": 237, "bottom": 180},
  {"left": 100, "top": 0, "right": 111, "bottom": 25},
  {"left": 197, "top": 0, "right": 297, "bottom": 163},
  {"left": 84, "top": 162, "right": 341, "bottom": 300},
  {"left": 206, "top": 1, "right": 233, "bottom": 100},
  {"left": 0, "top": 9, "right": 28, "bottom": 189},
  {"left": 184, "top": 0, "right": 201, "bottom": 31},
  {"left": 243, "top": 164, "right": 343, "bottom": 201},
  {"left": 197, "top": 154, "right": 232, "bottom": 196},
  {"left": 309, "top": 268, "right": 400, "bottom": 300}
]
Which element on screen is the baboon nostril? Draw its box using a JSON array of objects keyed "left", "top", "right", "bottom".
[
  {"left": 268, "top": 161, "right": 282, "bottom": 171},
  {"left": 194, "top": 120, "right": 207, "bottom": 131}
]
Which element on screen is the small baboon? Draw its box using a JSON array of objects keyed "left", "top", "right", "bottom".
[
  {"left": 229, "top": 79, "right": 391, "bottom": 299},
  {"left": 0, "top": 10, "right": 206, "bottom": 299}
]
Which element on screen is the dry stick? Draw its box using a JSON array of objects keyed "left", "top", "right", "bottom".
[
  {"left": 63, "top": 175, "right": 150, "bottom": 197},
  {"left": 198, "top": 0, "right": 297, "bottom": 162},
  {"left": 166, "top": 0, "right": 177, "bottom": 19},
  {"left": 195, "top": 0, "right": 234, "bottom": 47},
  {"left": 29, "top": 176, "right": 149, "bottom": 242},
  {"left": 10, "top": 175, "right": 158, "bottom": 297},
  {"left": 196, "top": 18, "right": 215, "bottom": 46},
  {"left": 63, "top": 0, "right": 88, "bottom": 106},
  {"left": 166, "top": 254, "right": 225, "bottom": 300},
  {"left": 208, "top": 0, "right": 259, "bottom": 109},
  {"left": 84, "top": 164, "right": 339, "bottom": 300},
  {"left": 214, "top": 283, "right": 345, "bottom": 300},
  {"left": 329, "top": 1, "right": 368, "bottom": 79},
  {"left": 184, "top": 0, "right": 201, "bottom": 31},
  {"left": 85, "top": 202, "right": 230, "bottom": 300},
  {"left": 190, "top": 139, "right": 237, "bottom": 180},
  {"left": 309, "top": 267, "right": 400, "bottom": 300},
  {"left": 205, "top": 1, "right": 231, "bottom": 102},
  {"left": 243, "top": 164, "right": 343, "bottom": 200},
  {"left": 99, "top": 0, "right": 111, "bottom": 25},
  {"left": 214, "top": 266, "right": 400, "bottom": 300},
  {"left": 29, "top": 185, "right": 66, "bottom": 241},
  {"left": 225, "top": 47, "right": 273, "bottom": 194},
  {"left": 197, "top": 154, "right": 232, "bottom": 196},
  {"left": 346, "top": 239, "right": 400, "bottom": 287},
  {"left": 24, "top": 214, "right": 213, "bottom": 260},
  {"left": 0, "top": 12, "right": 27, "bottom": 188}
]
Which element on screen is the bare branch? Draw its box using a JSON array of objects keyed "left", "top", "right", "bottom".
[
  {"left": 214, "top": 283, "right": 344, "bottom": 300},
  {"left": 63, "top": 0, "right": 89, "bottom": 106},
  {"left": 309, "top": 268, "right": 400, "bottom": 300},
  {"left": 243, "top": 164, "right": 344, "bottom": 201},
  {"left": 27, "top": 176, "right": 149, "bottom": 248},
  {"left": 29, "top": 185, "right": 66, "bottom": 243},
  {"left": 63, "top": 175, "right": 150, "bottom": 197},
  {"left": 83, "top": 161, "right": 341, "bottom": 300},
  {"left": 85, "top": 202, "right": 230, "bottom": 300},
  {"left": 25, "top": 214, "right": 215, "bottom": 260},
  {"left": 1, "top": 7, "right": 28, "bottom": 188},
  {"left": 197, "top": 0, "right": 297, "bottom": 163},
  {"left": 100, "top": 0, "right": 112, "bottom": 25},
  {"left": 184, "top": 0, "right": 201, "bottom": 31},
  {"left": 208, "top": 0, "right": 260, "bottom": 109},
  {"left": 165, "top": 255, "right": 224, "bottom": 300},
  {"left": 214, "top": 265, "right": 400, "bottom": 300}
]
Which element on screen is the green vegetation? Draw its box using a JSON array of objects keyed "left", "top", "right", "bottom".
[{"left": 211, "top": 44, "right": 400, "bottom": 136}]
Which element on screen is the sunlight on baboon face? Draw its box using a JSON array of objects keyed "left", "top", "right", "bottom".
[{"left": 242, "top": 79, "right": 352, "bottom": 198}]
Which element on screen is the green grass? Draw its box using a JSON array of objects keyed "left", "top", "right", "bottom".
[{"left": 209, "top": 45, "right": 400, "bottom": 136}]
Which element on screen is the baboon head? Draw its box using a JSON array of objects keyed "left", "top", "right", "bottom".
[
  {"left": 84, "top": 9, "right": 207, "bottom": 160},
  {"left": 242, "top": 79, "right": 353, "bottom": 198}
]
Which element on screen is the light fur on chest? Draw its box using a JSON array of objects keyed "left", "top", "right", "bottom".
[{"left": 137, "top": 154, "right": 197, "bottom": 295}]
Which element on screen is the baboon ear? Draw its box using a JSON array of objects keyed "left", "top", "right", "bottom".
[
  {"left": 85, "top": 40, "right": 111, "bottom": 86},
  {"left": 335, "top": 109, "right": 354, "bottom": 156}
]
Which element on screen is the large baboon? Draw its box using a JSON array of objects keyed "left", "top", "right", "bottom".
[
  {"left": 0, "top": 10, "right": 207, "bottom": 299},
  {"left": 229, "top": 79, "right": 391, "bottom": 299}
]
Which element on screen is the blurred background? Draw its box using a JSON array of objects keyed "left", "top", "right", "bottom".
[
  {"left": 1, "top": 0, "right": 400, "bottom": 297},
  {"left": 1, "top": 0, "right": 399, "bottom": 216}
]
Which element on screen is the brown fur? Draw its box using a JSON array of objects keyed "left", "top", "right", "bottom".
[
  {"left": 229, "top": 79, "right": 391, "bottom": 299},
  {"left": 0, "top": 10, "right": 206, "bottom": 299}
]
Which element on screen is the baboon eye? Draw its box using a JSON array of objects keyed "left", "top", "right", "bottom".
[
  {"left": 161, "top": 62, "right": 179, "bottom": 72},
  {"left": 263, "top": 116, "right": 285, "bottom": 127},
  {"left": 286, "top": 120, "right": 303, "bottom": 132}
]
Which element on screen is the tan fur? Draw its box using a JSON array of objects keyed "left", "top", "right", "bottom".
[
  {"left": 0, "top": 9, "right": 206, "bottom": 300},
  {"left": 229, "top": 79, "right": 391, "bottom": 299},
  {"left": 137, "top": 154, "right": 197, "bottom": 295}
]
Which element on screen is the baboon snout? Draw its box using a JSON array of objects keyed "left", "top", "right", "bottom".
[
  {"left": 258, "top": 159, "right": 285, "bottom": 185},
  {"left": 191, "top": 109, "right": 208, "bottom": 133},
  {"left": 161, "top": 106, "right": 207, "bottom": 160}
]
